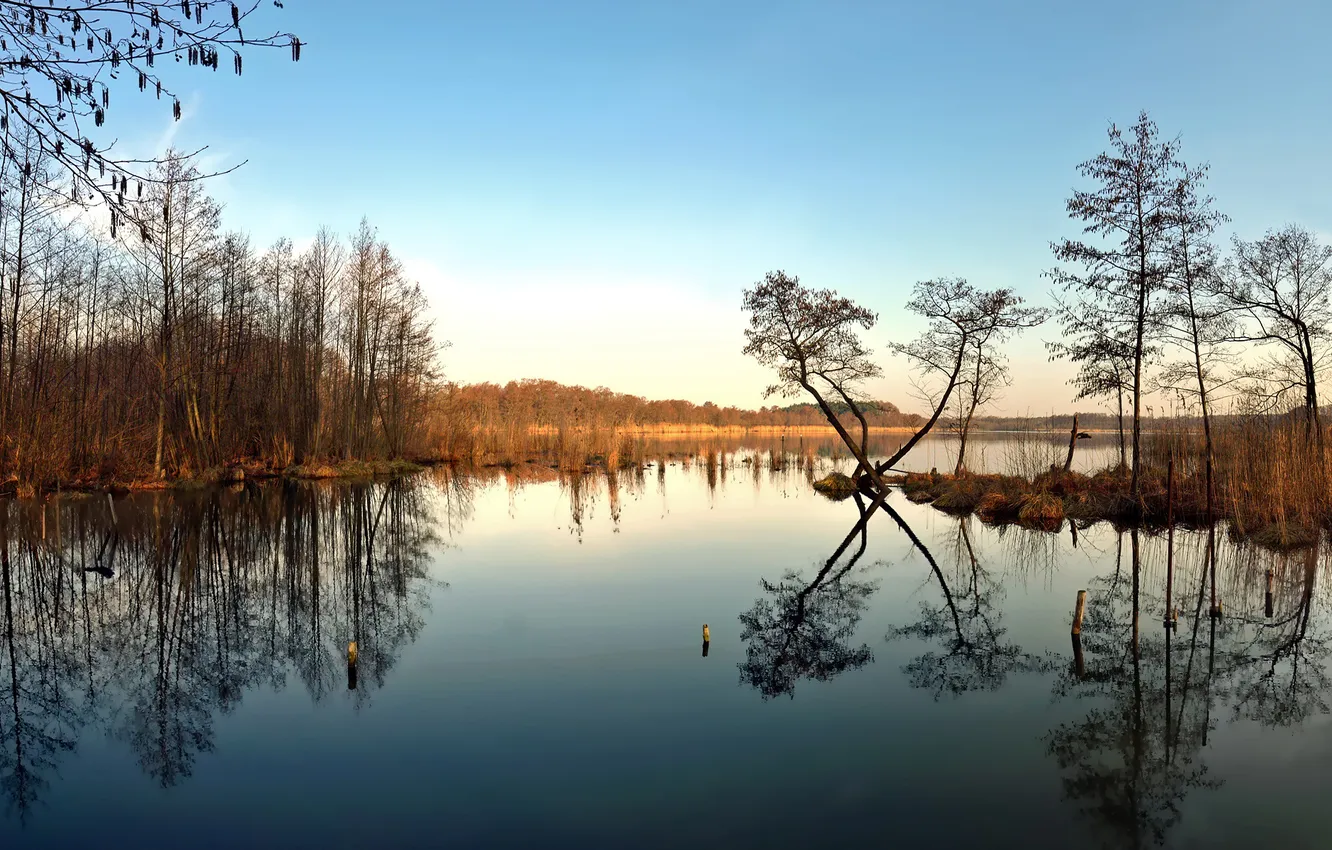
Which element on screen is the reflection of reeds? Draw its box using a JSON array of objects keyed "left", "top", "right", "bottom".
[{"left": 447, "top": 426, "right": 1040, "bottom": 479}]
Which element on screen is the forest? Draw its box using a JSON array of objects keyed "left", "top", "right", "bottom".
[{"left": 0, "top": 146, "right": 436, "bottom": 495}]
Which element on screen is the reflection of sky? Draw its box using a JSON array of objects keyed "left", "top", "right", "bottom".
[{"left": 8, "top": 457, "right": 1332, "bottom": 848}]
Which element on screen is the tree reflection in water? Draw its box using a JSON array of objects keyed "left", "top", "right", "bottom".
[
  {"left": 0, "top": 477, "right": 444, "bottom": 817},
  {"left": 6, "top": 454, "right": 1329, "bottom": 844},
  {"left": 737, "top": 492, "right": 883, "bottom": 699},
  {"left": 738, "top": 487, "right": 1332, "bottom": 848},
  {"left": 1045, "top": 525, "right": 1332, "bottom": 848},
  {"left": 1045, "top": 528, "right": 1217, "bottom": 848},
  {"left": 886, "top": 512, "right": 1057, "bottom": 698},
  {"left": 1225, "top": 538, "right": 1331, "bottom": 727}
]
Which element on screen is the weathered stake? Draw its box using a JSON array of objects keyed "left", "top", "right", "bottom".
[
  {"left": 701, "top": 623, "right": 711, "bottom": 658},
  {"left": 1072, "top": 590, "right": 1087, "bottom": 636},
  {"left": 347, "top": 641, "right": 358, "bottom": 691},
  {"left": 1265, "top": 568, "right": 1275, "bottom": 619}
]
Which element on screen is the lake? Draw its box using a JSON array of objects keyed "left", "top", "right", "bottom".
[{"left": 0, "top": 435, "right": 1327, "bottom": 849}]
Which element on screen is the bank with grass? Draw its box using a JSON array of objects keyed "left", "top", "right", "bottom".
[{"left": 888, "top": 463, "right": 1323, "bottom": 551}]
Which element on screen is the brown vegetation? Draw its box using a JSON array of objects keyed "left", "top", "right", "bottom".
[
  {"left": 891, "top": 418, "right": 1332, "bottom": 548},
  {"left": 430, "top": 377, "right": 922, "bottom": 471},
  {"left": 0, "top": 148, "right": 438, "bottom": 494},
  {"left": 812, "top": 472, "right": 858, "bottom": 496}
]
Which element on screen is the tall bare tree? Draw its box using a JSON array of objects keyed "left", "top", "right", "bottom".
[
  {"left": 1158, "top": 161, "right": 1230, "bottom": 516},
  {"left": 125, "top": 151, "right": 220, "bottom": 476},
  {"left": 1050, "top": 111, "right": 1180, "bottom": 502}
]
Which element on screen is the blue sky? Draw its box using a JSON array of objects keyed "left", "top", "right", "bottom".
[{"left": 106, "top": 0, "right": 1332, "bottom": 414}]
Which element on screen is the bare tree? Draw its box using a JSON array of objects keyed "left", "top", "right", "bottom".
[
  {"left": 950, "top": 291, "right": 1046, "bottom": 475},
  {"left": 1219, "top": 225, "right": 1332, "bottom": 444},
  {"left": 741, "top": 271, "right": 886, "bottom": 488},
  {"left": 125, "top": 151, "right": 220, "bottom": 476},
  {"left": 880, "top": 280, "right": 1044, "bottom": 478},
  {"left": 1047, "top": 308, "right": 1136, "bottom": 471},
  {"left": 741, "top": 272, "right": 1044, "bottom": 492},
  {"left": 1050, "top": 111, "right": 1180, "bottom": 502},
  {"left": 1158, "top": 161, "right": 1230, "bottom": 516}
]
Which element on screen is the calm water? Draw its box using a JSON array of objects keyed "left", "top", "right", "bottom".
[{"left": 0, "top": 437, "right": 1328, "bottom": 849}]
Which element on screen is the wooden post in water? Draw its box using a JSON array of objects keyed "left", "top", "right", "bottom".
[
  {"left": 701, "top": 624, "right": 711, "bottom": 658},
  {"left": 1063, "top": 414, "right": 1080, "bottom": 473},
  {"left": 1265, "top": 568, "right": 1275, "bottom": 619},
  {"left": 1071, "top": 590, "right": 1087, "bottom": 678},
  {"left": 347, "top": 641, "right": 358, "bottom": 690},
  {"left": 1164, "top": 459, "right": 1177, "bottom": 629}
]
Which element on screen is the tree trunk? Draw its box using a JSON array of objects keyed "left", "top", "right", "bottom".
[
  {"left": 1301, "top": 328, "right": 1322, "bottom": 449},
  {"left": 801, "top": 378, "right": 887, "bottom": 493},
  {"left": 875, "top": 337, "right": 969, "bottom": 476},
  {"left": 1117, "top": 385, "right": 1127, "bottom": 471},
  {"left": 1131, "top": 277, "right": 1146, "bottom": 503},
  {"left": 954, "top": 421, "right": 971, "bottom": 477},
  {"left": 1064, "top": 413, "right": 1079, "bottom": 473}
]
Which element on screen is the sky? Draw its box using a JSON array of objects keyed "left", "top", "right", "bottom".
[{"left": 101, "top": 0, "right": 1332, "bottom": 415}]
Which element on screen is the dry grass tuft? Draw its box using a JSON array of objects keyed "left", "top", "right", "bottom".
[
  {"left": 975, "top": 491, "right": 1017, "bottom": 520},
  {"left": 1018, "top": 493, "right": 1065, "bottom": 526},
  {"left": 813, "top": 471, "right": 858, "bottom": 494}
]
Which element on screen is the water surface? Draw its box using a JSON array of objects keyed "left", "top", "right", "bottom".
[{"left": 0, "top": 437, "right": 1327, "bottom": 848}]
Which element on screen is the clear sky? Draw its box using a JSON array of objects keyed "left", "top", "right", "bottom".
[{"left": 103, "top": 0, "right": 1332, "bottom": 415}]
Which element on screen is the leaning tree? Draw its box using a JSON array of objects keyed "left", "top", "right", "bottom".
[
  {"left": 0, "top": 0, "right": 300, "bottom": 236},
  {"left": 741, "top": 271, "right": 1043, "bottom": 495},
  {"left": 741, "top": 270, "right": 887, "bottom": 489}
]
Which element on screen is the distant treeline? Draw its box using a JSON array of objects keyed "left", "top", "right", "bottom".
[
  {"left": 432, "top": 378, "right": 1146, "bottom": 468},
  {"left": 438, "top": 378, "right": 1146, "bottom": 436},
  {"left": 440, "top": 379, "right": 926, "bottom": 431},
  {"left": 964, "top": 412, "right": 1125, "bottom": 432}
]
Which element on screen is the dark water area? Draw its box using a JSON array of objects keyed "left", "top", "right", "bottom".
[{"left": 0, "top": 437, "right": 1328, "bottom": 849}]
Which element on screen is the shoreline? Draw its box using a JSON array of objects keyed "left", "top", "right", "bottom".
[
  {"left": 2, "top": 459, "right": 432, "bottom": 501},
  {"left": 885, "top": 470, "right": 1320, "bottom": 552}
]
